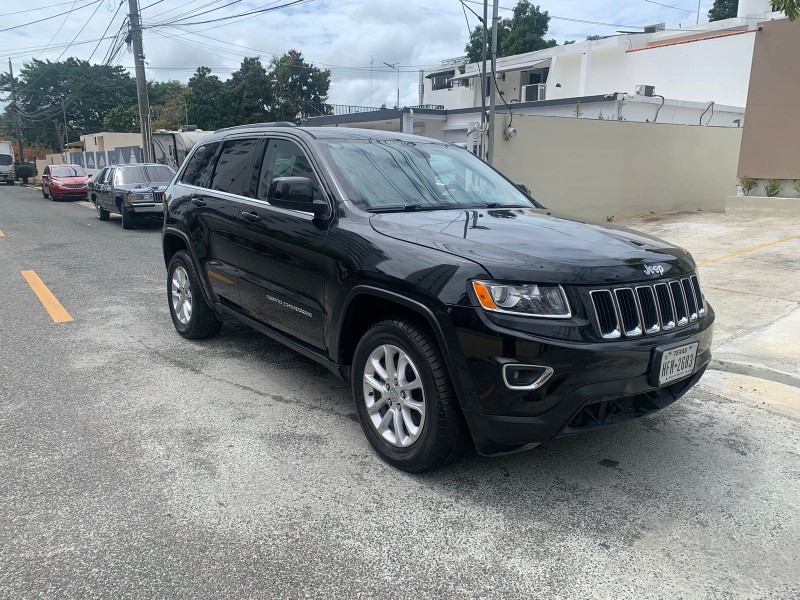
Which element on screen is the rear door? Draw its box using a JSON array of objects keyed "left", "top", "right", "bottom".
[
  {"left": 180, "top": 138, "right": 260, "bottom": 306},
  {"left": 236, "top": 136, "right": 330, "bottom": 349},
  {"left": 99, "top": 168, "right": 115, "bottom": 211}
]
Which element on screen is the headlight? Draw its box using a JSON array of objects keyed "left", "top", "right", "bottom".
[
  {"left": 126, "top": 192, "right": 147, "bottom": 201},
  {"left": 472, "top": 281, "right": 571, "bottom": 318}
]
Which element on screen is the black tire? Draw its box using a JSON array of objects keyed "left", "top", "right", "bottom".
[
  {"left": 167, "top": 249, "right": 222, "bottom": 339},
  {"left": 95, "top": 197, "right": 110, "bottom": 221},
  {"left": 120, "top": 204, "right": 134, "bottom": 229},
  {"left": 352, "top": 318, "right": 471, "bottom": 472},
  {"left": 6, "top": 180, "right": 13, "bottom": 186}
]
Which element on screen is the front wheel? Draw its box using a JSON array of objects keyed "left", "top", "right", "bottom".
[
  {"left": 352, "top": 319, "right": 471, "bottom": 472},
  {"left": 95, "top": 198, "right": 109, "bottom": 221},
  {"left": 167, "top": 250, "right": 222, "bottom": 339},
  {"left": 120, "top": 205, "right": 134, "bottom": 229}
]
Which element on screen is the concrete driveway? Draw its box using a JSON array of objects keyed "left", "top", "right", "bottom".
[{"left": 0, "top": 186, "right": 798, "bottom": 598}]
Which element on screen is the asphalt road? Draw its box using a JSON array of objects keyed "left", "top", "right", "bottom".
[{"left": 1, "top": 184, "right": 798, "bottom": 599}]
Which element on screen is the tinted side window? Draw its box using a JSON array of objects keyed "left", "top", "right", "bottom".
[
  {"left": 210, "top": 138, "right": 259, "bottom": 197},
  {"left": 105, "top": 169, "right": 115, "bottom": 184},
  {"left": 181, "top": 142, "right": 220, "bottom": 188},
  {"left": 256, "top": 139, "right": 323, "bottom": 203}
]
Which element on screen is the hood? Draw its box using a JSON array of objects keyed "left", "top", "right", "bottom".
[
  {"left": 52, "top": 176, "right": 88, "bottom": 185},
  {"left": 120, "top": 182, "right": 170, "bottom": 193},
  {"left": 369, "top": 208, "right": 695, "bottom": 285}
]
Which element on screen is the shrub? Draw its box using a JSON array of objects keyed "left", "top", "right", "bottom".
[
  {"left": 737, "top": 176, "right": 758, "bottom": 196},
  {"left": 764, "top": 180, "right": 784, "bottom": 198},
  {"left": 14, "top": 164, "right": 35, "bottom": 184},
  {"left": 794, "top": 180, "right": 800, "bottom": 195}
]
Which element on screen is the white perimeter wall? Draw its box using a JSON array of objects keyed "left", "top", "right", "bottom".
[{"left": 493, "top": 116, "right": 742, "bottom": 221}]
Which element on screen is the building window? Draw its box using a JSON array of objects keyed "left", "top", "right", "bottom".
[{"left": 431, "top": 72, "right": 454, "bottom": 91}]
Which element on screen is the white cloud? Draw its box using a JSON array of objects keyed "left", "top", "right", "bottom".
[{"left": 1, "top": 0, "right": 715, "bottom": 108}]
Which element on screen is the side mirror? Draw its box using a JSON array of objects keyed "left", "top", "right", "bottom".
[
  {"left": 268, "top": 176, "right": 328, "bottom": 217},
  {"left": 516, "top": 183, "right": 530, "bottom": 194}
]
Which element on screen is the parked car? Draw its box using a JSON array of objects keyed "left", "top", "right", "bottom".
[
  {"left": 41, "top": 164, "right": 90, "bottom": 200},
  {"left": 91, "top": 163, "right": 175, "bottom": 229},
  {"left": 161, "top": 126, "right": 714, "bottom": 472}
]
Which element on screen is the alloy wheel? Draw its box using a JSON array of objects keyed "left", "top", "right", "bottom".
[
  {"left": 171, "top": 265, "right": 193, "bottom": 325},
  {"left": 362, "top": 344, "right": 426, "bottom": 447}
]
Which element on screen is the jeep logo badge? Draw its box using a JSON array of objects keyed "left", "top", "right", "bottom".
[{"left": 644, "top": 265, "right": 665, "bottom": 276}]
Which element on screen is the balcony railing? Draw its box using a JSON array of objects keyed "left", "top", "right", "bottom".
[{"left": 304, "top": 103, "right": 445, "bottom": 118}]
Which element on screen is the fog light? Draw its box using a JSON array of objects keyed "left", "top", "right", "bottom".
[{"left": 502, "top": 364, "right": 554, "bottom": 390}]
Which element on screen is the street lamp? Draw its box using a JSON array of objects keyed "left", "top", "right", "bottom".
[{"left": 384, "top": 62, "right": 400, "bottom": 109}]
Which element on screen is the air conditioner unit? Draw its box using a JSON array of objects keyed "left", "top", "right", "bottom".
[
  {"left": 636, "top": 85, "right": 655, "bottom": 97},
  {"left": 644, "top": 23, "right": 666, "bottom": 33}
]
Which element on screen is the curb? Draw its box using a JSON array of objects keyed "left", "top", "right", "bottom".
[{"left": 710, "top": 358, "right": 800, "bottom": 389}]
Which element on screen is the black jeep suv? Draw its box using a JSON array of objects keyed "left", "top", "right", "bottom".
[{"left": 162, "top": 125, "right": 714, "bottom": 472}]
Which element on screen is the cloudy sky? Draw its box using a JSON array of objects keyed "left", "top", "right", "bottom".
[{"left": 1, "top": 0, "right": 716, "bottom": 108}]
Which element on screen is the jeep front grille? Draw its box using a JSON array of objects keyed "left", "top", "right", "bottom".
[{"left": 589, "top": 275, "right": 705, "bottom": 339}]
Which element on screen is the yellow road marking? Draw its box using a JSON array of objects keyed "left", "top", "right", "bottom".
[
  {"left": 0, "top": 230, "right": 5, "bottom": 237},
  {"left": 208, "top": 269, "right": 235, "bottom": 285},
  {"left": 20, "top": 270, "right": 74, "bottom": 323},
  {"left": 698, "top": 234, "right": 800, "bottom": 266},
  {"left": 612, "top": 209, "right": 674, "bottom": 222}
]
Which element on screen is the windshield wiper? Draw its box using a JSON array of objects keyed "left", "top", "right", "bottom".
[{"left": 366, "top": 204, "right": 426, "bottom": 213}]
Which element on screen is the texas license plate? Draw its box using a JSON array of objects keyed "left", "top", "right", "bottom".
[{"left": 656, "top": 342, "right": 698, "bottom": 386}]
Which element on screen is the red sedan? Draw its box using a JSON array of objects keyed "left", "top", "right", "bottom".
[{"left": 42, "top": 165, "right": 90, "bottom": 201}]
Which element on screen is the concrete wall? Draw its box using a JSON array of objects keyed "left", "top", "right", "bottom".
[
  {"left": 80, "top": 132, "right": 141, "bottom": 153},
  {"left": 737, "top": 18, "right": 800, "bottom": 180},
  {"left": 493, "top": 116, "right": 742, "bottom": 222}
]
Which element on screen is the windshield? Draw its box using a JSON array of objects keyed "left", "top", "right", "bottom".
[
  {"left": 116, "top": 165, "right": 175, "bottom": 185},
  {"left": 51, "top": 166, "right": 86, "bottom": 178},
  {"left": 316, "top": 139, "right": 536, "bottom": 211},
  {"left": 0, "top": 154, "right": 12, "bottom": 166}
]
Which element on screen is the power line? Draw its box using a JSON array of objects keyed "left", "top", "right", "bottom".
[
  {"left": 149, "top": 0, "right": 315, "bottom": 28},
  {"left": 36, "top": 1, "right": 78, "bottom": 59},
  {"left": 643, "top": 0, "right": 697, "bottom": 13},
  {"left": 0, "top": 0, "right": 102, "bottom": 34},
  {"left": 88, "top": 1, "right": 126, "bottom": 62},
  {"left": 0, "top": 0, "right": 87, "bottom": 17}
]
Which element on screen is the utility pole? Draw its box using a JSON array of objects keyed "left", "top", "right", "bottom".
[
  {"left": 383, "top": 62, "right": 400, "bottom": 109},
  {"left": 487, "top": 0, "right": 499, "bottom": 165},
  {"left": 62, "top": 98, "right": 69, "bottom": 148},
  {"left": 8, "top": 59, "right": 25, "bottom": 164},
  {"left": 370, "top": 55, "right": 373, "bottom": 106},
  {"left": 480, "top": 0, "right": 488, "bottom": 157},
  {"left": 183, "top": 96, "right": 189, "bottom": 127},
  {"left": 128, "top": 0, "right": 152, "bottom": 162},
  {"left": 696, "top": 0, "right": 701, "bottom": 24}
]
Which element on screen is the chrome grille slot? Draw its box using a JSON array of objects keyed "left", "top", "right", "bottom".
[
  {"left": 682, "top": 278, "right": 698, "bottom": 321},
  {"left": 669, "top": 280, "right": 689, "bottom": 326},
  {"left": 690, "top": 275, "right": 705, "bottom": 316},
  {"left": 614, "top": 288, "right": 642, "bottom": 336},
  {"left": 589, "top": 290, "right": 621, "bottom": 339},
  {"left": 636, "top": 286, "right": 660, "bottom": 334},
  {"left": 654, "top": 283, "right": 675, "bottom": 330},
  {"left": 589, "top": 274, "right": 705, "bottom": 338}
]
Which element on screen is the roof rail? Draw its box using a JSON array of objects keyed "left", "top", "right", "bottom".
[{"left": 214, "top": 121, "right": 297, "bottom": 133}]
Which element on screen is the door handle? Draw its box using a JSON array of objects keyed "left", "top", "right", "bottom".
[
  {"left": 190, "top": 197, "right": 206, "bottom": 207},
  {"left": 240, "top": 211, "right": 261, "bottom": 223}
]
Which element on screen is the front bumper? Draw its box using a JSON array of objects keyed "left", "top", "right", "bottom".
[
  {"left": 51, "top": 187, "right": 89, "bottom": 198},
  {"left": 448, "top": 304, "right": 714, "bottom": 456},
  {"left": 127, "top": 202, "right": 164, "bottom": 214}
]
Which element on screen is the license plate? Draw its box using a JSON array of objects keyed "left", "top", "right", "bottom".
[{"left": 656, "top": 342, "right": 698, "bottom": 386}]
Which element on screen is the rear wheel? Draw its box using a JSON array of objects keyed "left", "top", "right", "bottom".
[
  {"left": 167, "top": 250, "right": 222, "bottom": 339},
  {"left": 352, "top": 318, "right": 471, "bottom": 472},
  {"left": 6, "top": 180, "right": 12, "bottom": 186},
  {"left": 95, "top": 198, "right": 109, "bottom": 221}
]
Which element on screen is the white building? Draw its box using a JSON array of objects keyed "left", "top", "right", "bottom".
[{"left": 305, "top": 0, "right": 781, "bottom": 144}]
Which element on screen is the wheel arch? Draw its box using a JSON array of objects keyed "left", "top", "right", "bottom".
[{"left": 335, "top": 286, "right": 475, "bottom": 411}]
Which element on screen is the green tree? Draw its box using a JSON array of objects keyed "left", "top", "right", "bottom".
[
  {"left": 771, "top": 0, "right": 800, "bottom": 19},
  {"left": 103, "top": 105, "right": 139, "bottom": 132},
  {"left": 708, "top": 0, "right": 738, "bottom": 20},
  {"left": 229, "top": 57, "right": 273, "bottom": 123},
  {"left": 464, "top": 1, "right": 556, "bottom": 63},
  {"left": 266, "top": 50, "right": 331, "bottom": 123},
  {"left": 185, "top": 66, "right": 234, "bottom": 130},
  {"left": 0, "top": 58, "right": 135, "bottom": 151},
  {"left": 502, "top": 2, "right": 557, "bottom": 56},
  {"left": 148, "top": 80, "right": 188, "bottom": 130}
]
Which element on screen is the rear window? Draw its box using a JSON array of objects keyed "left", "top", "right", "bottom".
[
  {"left": 51, "top": 166, "right": 87, "bottom": 178},
  {"left": 0, "top": 155, "right": 12, "bottom": 166},
  {"left": 181, "top": 142, "right": 220, "bottom": 188},
  {"left": 116, "top": 165, "right": 175, "bottom": 185},
  {"left": 211, "top": 138, "right": 259, "bottom": 196}
]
